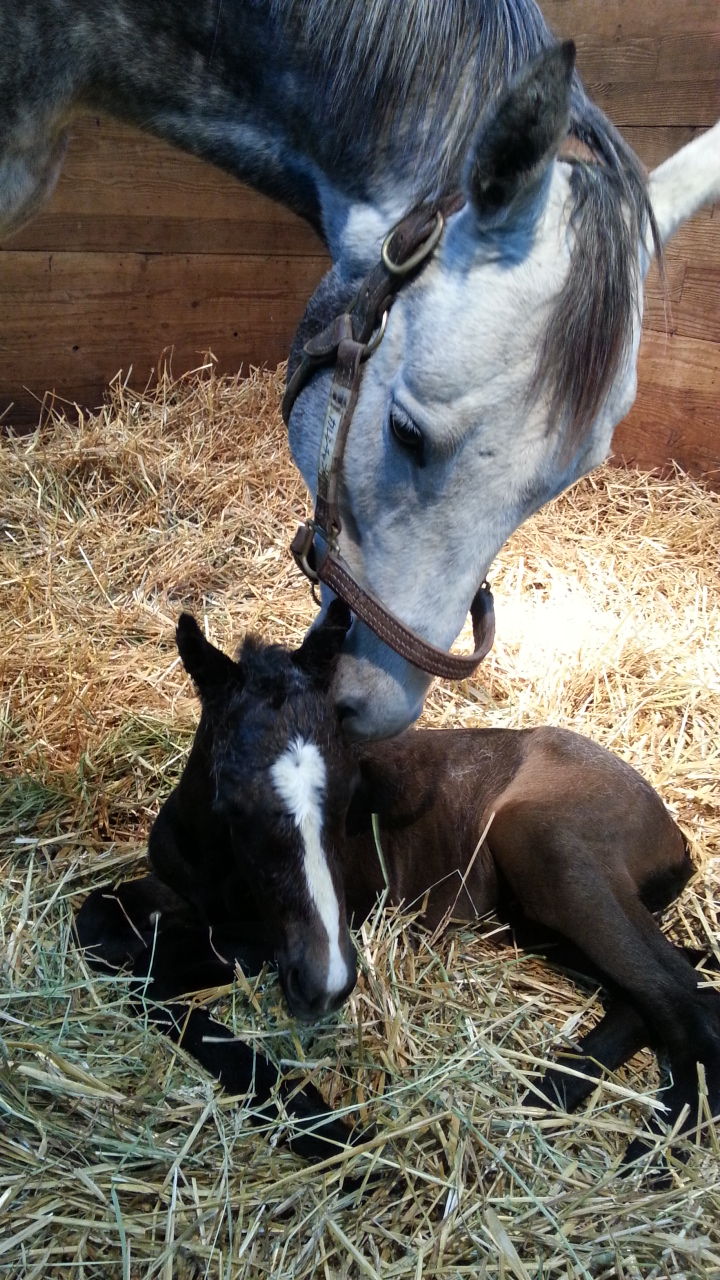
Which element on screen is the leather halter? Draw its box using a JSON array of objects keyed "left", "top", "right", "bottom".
[{"left": 283, "top": 196, "right": 496, "bottom": 680}]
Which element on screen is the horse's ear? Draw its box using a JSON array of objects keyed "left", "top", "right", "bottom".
[
  {"left": 465, "top": 41, "right": 575, "bottom": 227},
  {"left": 648, "top": 120, "right": 720, "bottom": 248},
  {"left": 176, "top": 613, "right": 242, "bottom": 700},
  {"left": 293, "top": 599, "right": 352, "bottom": 684}
]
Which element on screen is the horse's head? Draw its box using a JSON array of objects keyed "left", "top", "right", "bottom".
[
  {"left": 289, "top": 43, "right": 720, "bottom": 741},
  {"left": 176, "top": 603, "right": 358, "bottom": 1021}
]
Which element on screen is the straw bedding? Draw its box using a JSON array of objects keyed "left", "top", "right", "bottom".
[{"left": 2, "top": 362, "right": 719, "bottom": 1279}]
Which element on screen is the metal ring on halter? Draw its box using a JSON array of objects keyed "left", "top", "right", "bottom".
[
  {"left": 291, "top": 519, "right": 322, "bottom": 583},
  {"left": 381, "top": 210, "right": 445, "bottom": 276},
  {"left": 362, "top": 309, "right": 389, "bottom": 357}
]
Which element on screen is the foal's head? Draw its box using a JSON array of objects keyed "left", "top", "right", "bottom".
[{"left": 176, "top": 602, "right": 357, "bottom": 1021}]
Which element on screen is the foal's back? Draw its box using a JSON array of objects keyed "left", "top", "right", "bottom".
[{"left": 349, "top": 726, "right": 688, "bottom": 929}]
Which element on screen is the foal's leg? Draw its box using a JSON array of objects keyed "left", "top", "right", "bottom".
[
  {"left": 75, "top": 874, "right": 195, "bottom": 972},
  {"left": 545, "top": 883, "right": 720, "bottom": 1144},
  {"left": 494, "top": 900, "right": 653, "bottom": 1109},
  {"left": 503, "top": 906, "right": 717, "bottom": 1114},
  {"left": 538, "top": 948, "right": 720, "bottom": 1119},
  {"left": 493, "top": 824, "right": 720, "bottom": 1149},
  {"left": 529, "top": 998, "right": 649, "bottom": 1113},
  {"left": 76, "top": 879, "right": 362, "bottom": 1166}
]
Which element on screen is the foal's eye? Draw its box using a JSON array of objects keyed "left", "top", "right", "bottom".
[{"left": 389, "top": 405, "right": 425, "bottom": 462}]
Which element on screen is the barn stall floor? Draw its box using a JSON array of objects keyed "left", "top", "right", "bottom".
[{"left": 2, "top": 362, "right": 719, "bottom": 1279}]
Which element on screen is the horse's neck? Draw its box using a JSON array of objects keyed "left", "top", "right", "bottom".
[
  {"left": 78, "top": 3, "right": 325, "bottom": 232},
  {"left": 77, "top": 0, "right": 534, "bottom": 262}
]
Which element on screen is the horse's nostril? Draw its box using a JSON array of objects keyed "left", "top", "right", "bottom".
[
  {"left": 284, "top": 965, "right": 323, "bottom": 1015},
  {"left": 284, "top": 966, "right": 302, "bottom": 1005},
  {"left": 282, "top": 961, "right": 354, "bottom": 1020}
]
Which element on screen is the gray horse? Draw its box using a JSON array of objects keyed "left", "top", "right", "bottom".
[{"left": 2, "top": 1, "right": 719, "bottom": 737}]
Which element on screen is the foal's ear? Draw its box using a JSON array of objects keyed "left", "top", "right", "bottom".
[
  {"left": 466, "top": 41, "right": 575, "bottom": 227},
  {"left": 293, "top": 599, "right": 352, "bottom": 684},
  {"left": 176, "top": 613, "right": 242, "bottom": 699}
]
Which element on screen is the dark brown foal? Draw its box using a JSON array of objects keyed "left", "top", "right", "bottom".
[{"left": 77, "top": 604, "right": 720, "bottom": 1169}]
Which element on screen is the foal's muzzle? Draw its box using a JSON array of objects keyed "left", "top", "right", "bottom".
[{"left": 279, "top": 945, "right": 357, "bottom": 1022}]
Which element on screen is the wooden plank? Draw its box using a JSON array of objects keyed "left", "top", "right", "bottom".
[
  {"left": 613, "top": 393, "right": 720, "bottom": 480},
  {"left": 614, "top": 332, "right": 720, "bottom": 480},
  {"left": 3, "top": 211, "right": 324, "bottom": 257},
  {"left": 635, "top": 332, "right": 720, "bottom": 396},
  {"left": 547, "top": 2, "right": 720, "bottom": 122},
  {"left": 675, "top": 266, "right": 720, "bottom": 343},
  {"left": 572, "top": 37, "right": 658, "bottom": 84},
  {"left": 572, "top": 33, "right": 718, "bottom": 86},
  {"left": 644, "top": 206, "right": 720, "bottom": 342},
  {"left": 656, "top": 32, "right": 720, "bottom": 82},
  {"left": 643, "top": 259, "right": 685, "bottom": 332},
  {"left": 649, "top": 205, "right": 718, "bottom": 270},
  {"left": 589, "top": 81, "right": 719, "bottom": 128},
  {"left": 623, "top": 126, "right": 700, "bottom": 170},
  {"left": 542, "top": 1, "right": 720, "bottom": 41},
  {"left": 0, "top": 251, "right": 327, "bottom": 426},
  {"left": 0, "top": 116, "right": 324, "bottom": 257}
]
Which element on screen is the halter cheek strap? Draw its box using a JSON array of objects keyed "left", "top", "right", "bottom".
[
  {"left": 291, "top": 525, "right": 496, "bottom": 679},
  {"left": 284, "top": 195, "right": 496, "bottom": 680}
]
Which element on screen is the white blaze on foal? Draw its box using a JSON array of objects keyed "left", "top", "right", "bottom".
[{"left": 270, "top": 737, "right": 349, "bottom": 997}]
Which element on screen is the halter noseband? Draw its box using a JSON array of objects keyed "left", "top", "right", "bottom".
[{"left": 283, "top": 196, "right": 495, "bottom": 680}]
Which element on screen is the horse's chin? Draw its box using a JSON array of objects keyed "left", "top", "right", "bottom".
[{"left": 332, "top": 638, "right": 429, "bottom": 741}]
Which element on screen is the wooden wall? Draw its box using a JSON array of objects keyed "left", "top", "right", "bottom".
[
  {"left": 0, "top": 129, "right": 327, "bottom": 422},
  {"left": 1, "top": 0, "right": 718, "bottom": 477}
]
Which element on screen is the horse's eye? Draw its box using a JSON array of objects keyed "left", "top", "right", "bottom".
[{"left": 389, "top": 405, "right": 424, "bottom": 461}]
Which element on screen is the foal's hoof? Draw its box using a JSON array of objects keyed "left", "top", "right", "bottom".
[
  {"left": 284, "top": 1108, "right": 361, "bottom": 1162},
  {"left": 75, "top": 883, "right": 151, "bottom": 972},
  {"left": 522, "top": 1077, "right": 566, "bottom": 1112},
  {"left": 274, "top": 1076, "right": 379, "bottom": 1176},
  {"left": 287, "top": 1115, "right": 381, "bottom": 1192},
  {"left": 620, "top": 1134, "right": 678, "bottom": 1189},
  {"left": 523, "top": 1062, "right": 596, "bottom": 1114}
]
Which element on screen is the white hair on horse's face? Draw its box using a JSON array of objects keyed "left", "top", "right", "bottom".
[{"left": 270, "top": 736, "right": 352, "bottom": 998}]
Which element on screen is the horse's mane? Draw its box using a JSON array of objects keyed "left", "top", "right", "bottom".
[
  {"left": 272, "top": 0, "right": 551, "bottom": 189},
  {"left": 273, "top": 0, "right": 658, "bottom": 445}
]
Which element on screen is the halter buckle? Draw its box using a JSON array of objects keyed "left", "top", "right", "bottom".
[
  {"left": 291, "top": 519, "right": 339, "bottom": 585},
  {"left": 381, "top": 210, "right": 445, "bottom": 276},
  {"left": 291, "top": 520, "right": 320, "bottom": 583}
]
